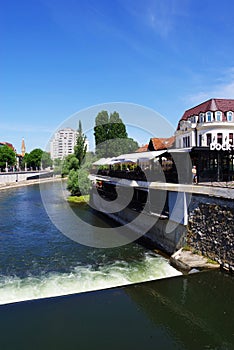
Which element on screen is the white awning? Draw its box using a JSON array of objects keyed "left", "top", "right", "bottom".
[
  {"left": 107, "top": 159, "right": 122, "bottom": 165},
  {"left": 93, "top": 150, "right": 167, "bottom": 166},
  {"left": 115, "top": 150, "right": 167, "bottom": 162},
  {"left": 93, "top": 158, "right": 112, "bottom": 165}
]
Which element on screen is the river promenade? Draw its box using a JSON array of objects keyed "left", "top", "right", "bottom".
[{"left": 0, "top": 176, "right": 63, "bottom": 191}]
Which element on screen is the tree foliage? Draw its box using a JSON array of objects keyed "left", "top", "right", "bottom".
[
  {"left": 41, "top": 152, "right": 53, "bottom": 169},
  {"left": 66, "top": 120, "right": 92, "bottom": 196},
  {"left": 67, "top": 168, "right": 91, "bottom": 196},
  {"left": 94, "top": 111, "right": 138, "bottom": 157},
  {"left": 22, "top": 149, "right": 52, "bottom": 170},
  {"left": 74, "top": 120, "right": 87, "bottom": 166},
  {"left": 61, "top": 154, "right": 79, "bottom": 177},
  {"left": 0, "top": 145, "right": 16, "bottom": 169}
]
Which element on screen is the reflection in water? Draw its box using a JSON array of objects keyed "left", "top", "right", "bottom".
[{"left": 125, "top": 270, "right": 234, "bottom": 349}]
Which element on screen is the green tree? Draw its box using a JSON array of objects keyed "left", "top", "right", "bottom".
[
  {"left": 109, "top": 112, "right": 128, "bottom": 140},
  {"left": 66, "top": 121, "right": 90, "bottom": 196},
  {"left": 105, "top": 137, "right": 139, "bottom": 157},
  {"left": 94, "top": 110, "right": 109, "bottom": 146},
  {"left": 67, "top": 169, "right": 79, "bottom": 196},
  {"left": 0, "top": 145, "right": 16, "bottom": 169},
  {"left": 53, "top": 158, "right": 62, "bottom": 175},
  {"left": 67, "top": 168, "right": 91, "bottom": 196},
  {"left": 41, "top": 152, "right": 53, "bottom": 169},
  {"left": 61, "top": 154, "right": 79, "bottom": 177},
  {"left": 74, "top": 120, "right": 87, "bottom": 166},
  {"left": 22, "top": 149, "right": 43, "bottom": 170},
  {"left": 21, "top": 149, "right": 52, "bottom": 170},
  {"left": 94, "top": 111, "right": 138, "bottom": 157}
]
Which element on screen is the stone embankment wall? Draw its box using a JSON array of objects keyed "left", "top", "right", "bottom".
[{"left": 187, "top": 195, "right": 234, "bottom": 272}]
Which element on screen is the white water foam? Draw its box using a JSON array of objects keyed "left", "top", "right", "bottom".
[{"left": 0, "top": 253, "right": 181, "bottom": 305}]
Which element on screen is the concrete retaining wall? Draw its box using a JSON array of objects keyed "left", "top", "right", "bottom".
[
  {"left": 0, "top": 173, "right": 28, "bottom": 183},
  {"left": 92, "top": 192, "right": 187, "bottom": 254},
  {"left": 91, "top": 185, "right": 234, "bottom": 271},
  {"left": 0, "top": 172, "right": 52, "bottom": 184}
]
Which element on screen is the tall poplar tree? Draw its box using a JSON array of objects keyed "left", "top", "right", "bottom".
[
  {"left": 74, "top": 120, "right": 87, "bottom": 166},
  {"left": 67, "top": 120, "right": 91, "bottom": 196},
  {"left": 94, "top": 111, "right": 138, "bottom": 157}
]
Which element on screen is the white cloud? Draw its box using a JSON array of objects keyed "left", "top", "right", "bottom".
[
  {"left": 121, "top": 0, "right": 189, "bottom": 38},
  {"left": 146, "top": 0, "right": 187, "bottom": 37},
  {"left": 186, "top": 68, "right": 234, "bottom": 105}
]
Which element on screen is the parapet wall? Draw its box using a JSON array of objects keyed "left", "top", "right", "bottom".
[
  {"left": 0, "top": 171, "right": 53, "bottom": 184},
  {"left": 187, "top": 195, "right": 234, "bottom": 271}
]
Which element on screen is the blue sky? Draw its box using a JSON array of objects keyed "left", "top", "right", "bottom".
[{"left": 1, "top": 0, "right": 234, "bottom": 153}]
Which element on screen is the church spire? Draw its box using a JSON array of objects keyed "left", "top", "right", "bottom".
[{"left": 21, "top": 138, "right": 26, "bottom": 157}]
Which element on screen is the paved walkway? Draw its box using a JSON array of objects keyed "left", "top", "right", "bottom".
[
  {"left": 199, "top": 181, "right": 234, "bottom": 188},
  {"left": 0, "top": 177, "right": 63, "bottom": 191},
  {"left": 149, "top": 182, "right": 234, "bottom": 199}
]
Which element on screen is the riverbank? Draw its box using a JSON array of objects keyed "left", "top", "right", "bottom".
[
  {"left": 67, "top": 195, "right": 90, "bottom": 204},
  {"left": 0, "top": 176, "right": 64, "bottom": 191}
]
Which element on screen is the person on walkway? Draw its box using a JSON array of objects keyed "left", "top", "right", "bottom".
[{"left": 192, "top": 165, "right": 197, "bottom": 184}]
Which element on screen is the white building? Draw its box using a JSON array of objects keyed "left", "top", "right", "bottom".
[
  {"left": 50, "top": 128, "right": 89, "bottom": 160},
  {"left": 175, "top": 98, "right": 234, "bottom": 149}
]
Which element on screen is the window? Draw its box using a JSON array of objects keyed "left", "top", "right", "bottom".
[
  {"left": 217, "top": 133, "right": 223, "bottom": 145},
  {"left": 206, "top": 133, "right": 212, "bottom": 146},
  {"left": 191, "top": 116, "right": 196, "bottom": 123},
  {"left": 182, "top": 136, "right": 190, "bottom": 148},
  {"left": 216, "top": 111, "right": 222, "bottom": 121},
  {"left": 206, "top": 112, "right": 212, "bottom": 122},
  {"left": 229, "top": 133, "right": 233, "bottom": 145},
  {"left": 227, "top": 112, "right": 233, "bottom": 122},
  {"left": 199, "top": 114, "right": 204, "bottom": 123}
]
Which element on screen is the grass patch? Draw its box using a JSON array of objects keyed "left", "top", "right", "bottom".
[
  {"left": 206, "top": 257, "right": 218, "bottom": 265},
  {"left": 67, "top": 195, "right": 90, "bottom": 204},
  {"left": 182, "top": 245, "right": 191, "bottom": 252}
]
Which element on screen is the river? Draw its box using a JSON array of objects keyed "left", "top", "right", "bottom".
[{"left": 0, "top": 181, "right": 233, "bottom": 349}]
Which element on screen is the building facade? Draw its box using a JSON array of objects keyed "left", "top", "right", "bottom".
[
  {"left": 175, "top": 99, "right": 234, "bottom": 149},
  {"left": 175, "top": 99, "right": 234, "bottom": 181},
  {"left": 50, "top": 128, "right": 89, "bottom": 160}
]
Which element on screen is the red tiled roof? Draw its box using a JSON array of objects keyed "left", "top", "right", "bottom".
[
  {"left": 150, "top": 138, "right": 165, "bottom": 150},
  {"left": 135, "top": 144, "right": 148, "bottom": 152},
  {"left": 177, "top": 98, "right": 234, "bottom": 130},
  {"left": 0, "top": 142, "right": 15, "bottom": 151},
  {"left": 181, "top": 98, "right": 234, "bottom": 121},
  {"left": 149, "top": 136, "right": 175, "bottom": 151}
]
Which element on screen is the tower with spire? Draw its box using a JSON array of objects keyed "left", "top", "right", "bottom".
[{"left": 21, "top": 138, "right": 26, "bottom": 157}]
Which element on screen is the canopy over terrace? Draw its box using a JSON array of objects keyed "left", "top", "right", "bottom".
[
  {"left": 92, "top": 158, "right": 112, "bottom": 166},
  {"left": 92, "top": 150, "right": 167, "bottom": 167}
]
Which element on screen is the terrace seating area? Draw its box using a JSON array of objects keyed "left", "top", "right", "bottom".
[{"left": 95, "top": 167, "right": 179, "bottom": 183}]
